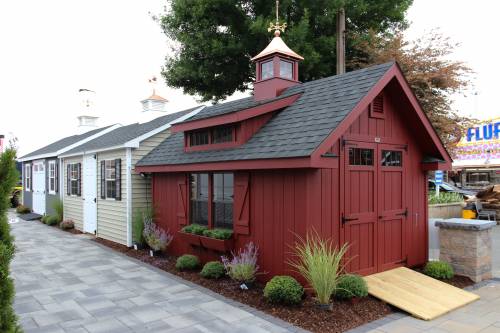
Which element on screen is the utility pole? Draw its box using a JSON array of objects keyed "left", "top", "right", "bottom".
[{"left": 336, "top": 8, "right": 346, "bottom": 75}]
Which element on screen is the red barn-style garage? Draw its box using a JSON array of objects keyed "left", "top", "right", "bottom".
[{"left": 136, "top": 32, "right": 451, "bottom": 279}]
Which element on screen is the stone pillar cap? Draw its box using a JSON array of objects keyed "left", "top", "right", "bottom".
[{"left": 435, "top": 218, "right": 496, "bottom": 231}]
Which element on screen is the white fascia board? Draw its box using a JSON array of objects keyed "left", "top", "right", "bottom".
[
  {"left": 18, "top": 124, "right": 121, "bottom": 162},
  {"left": 59, "top": 144, "right": 126, "bottom": 158},
  {"left": 125, "top": 106, "right": 206, "bottom": 148}
]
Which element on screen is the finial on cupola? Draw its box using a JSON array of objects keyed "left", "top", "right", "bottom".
[{"left": 252, "top": 0, "right": 303, "bottom": 101}]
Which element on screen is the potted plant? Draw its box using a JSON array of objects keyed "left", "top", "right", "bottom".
[
  {"left": 199, "top": 228, "right": 234, "bottom": 252},
  {"left": 221, "top": 242, "right": 261, "bottom": 290},
  {"left": 177, "top": 224, "right": 207, "bottom": 247},
  {"left": 143, "top": 214, "right": 173, "bottom": 256}
]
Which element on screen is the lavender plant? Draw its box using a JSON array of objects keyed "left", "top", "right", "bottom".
[
  {"left": 221, "top": 242, "right": 260, "bottom": 284},
  {"left": 143, "top": 214, "right": 173, "bottom": 252}
]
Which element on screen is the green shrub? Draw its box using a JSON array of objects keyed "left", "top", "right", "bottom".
[
  {"left": 335, "top": 274, "right": 368, "bottom": 299},
  {"left": 60, "top": 220, "right": 75, "bottom": 230},
  {"left": 176, "top": 254, "right": 200, "bottom": 271},
  {"left": 15, "top": 204, "right": 31, "bottom": 214},
  {"left": 200, "top": 261, "right": 226, "bottom": 279},
  {"left": 202, "top": 228, "right": 233, "bottom": 240},
  {"left": 0, "top": 149, "right": 21, "bottom": 331},
  {"left": 428, "top": 192, "right": 463, "bottom": 204},
  {"left": 264, "top": 276, "right": 304, "bottom": 305},
  {"left": 41, "top": 215, "right": 49, "bottom": 224},
  {"left": 181, "top": 224, "right": 208, "bottom": 235},
  {"left": 288, "top": 232, "right": 348, "bottom": 306},
  {"left": 132, "top": 209, "right": 145, "bottom": 245},
  {"left": 45, "top": 216, "right": 59, "bottom": 226},
  {"left": 51, "top": 198, "right": 63, "bottom": 223},
  {"left": 424, "top": 261, "right": 454, "bottom": 279}
]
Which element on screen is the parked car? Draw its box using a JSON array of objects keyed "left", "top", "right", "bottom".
[{"left": 428, "top": 180, "right": 476, "bottom": 199}]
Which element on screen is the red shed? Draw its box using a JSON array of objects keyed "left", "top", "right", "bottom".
[{"left": 136, "top": 31, "right": 451, "bottom": 278}]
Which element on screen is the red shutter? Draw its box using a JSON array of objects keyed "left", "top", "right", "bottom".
[
  {"left": 177, "top": 174, "right": 188, "bottom": 226},
  {"left": 234, "top": 172, "right": 250, "bottom": 235}
]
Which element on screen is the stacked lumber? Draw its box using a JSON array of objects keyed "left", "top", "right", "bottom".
[{"left": 474, "top": 185, "right": 500, "bottom": 220}]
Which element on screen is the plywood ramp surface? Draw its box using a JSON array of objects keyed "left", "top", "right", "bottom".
[{"left": 364, "top": 267, "right": 480, "bottom": 321}]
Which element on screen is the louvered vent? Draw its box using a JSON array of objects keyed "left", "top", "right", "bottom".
[{"left": 373, "top": 95, "right": 384, "bottom": 113}]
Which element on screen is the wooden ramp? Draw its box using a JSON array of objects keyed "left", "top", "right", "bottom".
[{"left": 364, "top": 267, "right": 480, "bottom": 320}]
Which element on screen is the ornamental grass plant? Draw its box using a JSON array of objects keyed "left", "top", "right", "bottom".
[
  {"left": 221, "top": 242, "right": 260, "bottom": 284},
  {"left": 289, "top": 232, "right": 348, "bottom": 307}
]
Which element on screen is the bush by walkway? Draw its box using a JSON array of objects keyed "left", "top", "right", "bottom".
[{"left": 0, "top": 148, "right": 21, "bottom": 332}]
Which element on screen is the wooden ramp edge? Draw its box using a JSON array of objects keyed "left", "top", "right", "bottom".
[{"left": 364, "top": 267, "right": 480, "bottom": 321}]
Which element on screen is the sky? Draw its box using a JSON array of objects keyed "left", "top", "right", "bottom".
[{"left": 1, "top": 0, "right": 499, "bottom": 156}]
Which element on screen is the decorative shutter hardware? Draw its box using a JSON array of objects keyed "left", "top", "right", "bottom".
[
  {"left": 100, "top": 161, "right": 105, "bottom": 199},
  {"left": 115, "top": 159, "right": 121, "bottom": 201}
]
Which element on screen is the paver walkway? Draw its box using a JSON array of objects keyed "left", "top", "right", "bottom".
[{"left": 9, "top": 212, "right": 300, "bottom": 333}]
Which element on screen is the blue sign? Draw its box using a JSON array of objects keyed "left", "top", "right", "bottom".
[
  {"left": 466, "top": 122, "right": 500, "bottom": 142},
  {"left": 435, "top": 170, "right": 443, "bottom": 185}
]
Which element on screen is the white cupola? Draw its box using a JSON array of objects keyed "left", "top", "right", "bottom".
[
  {"left": 139, "top": 77, "right": 169, "bottom": 123},
  {"left": 77, "top": 88, "right": 99, "bottom": 133}
]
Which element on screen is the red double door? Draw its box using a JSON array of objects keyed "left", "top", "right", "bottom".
[{"left": 342, "top": 142, "right": 408, "bottom": 275}]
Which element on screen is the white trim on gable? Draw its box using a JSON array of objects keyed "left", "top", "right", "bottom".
[{"left": 18, "top": 124, "right": 122, "bottom": 162}]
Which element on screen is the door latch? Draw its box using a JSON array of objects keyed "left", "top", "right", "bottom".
[
  {"left": 341, "top": 213, "right": 359, "bottom": 225},
  {"left": 396, "top": 208, "right": 408, "bottom": 218},
  {"left": 94, "top": 198, "right": 97, "bottom": 203}
]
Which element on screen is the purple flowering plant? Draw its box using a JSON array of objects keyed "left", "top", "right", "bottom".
[{"left": 221, "top": 242, "right": 261, "bottom": 284}]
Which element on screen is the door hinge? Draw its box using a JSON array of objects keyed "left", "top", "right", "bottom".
[
  {"left": 396, "top": 208, "right": 408, "bottom": 218},
  {"left": 341, "top": 213, "right": 359, "bottom": 225}
]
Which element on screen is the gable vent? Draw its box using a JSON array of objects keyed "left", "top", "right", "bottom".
[{"left": 370, "top": 94, "right": 384, "bottom": 119}]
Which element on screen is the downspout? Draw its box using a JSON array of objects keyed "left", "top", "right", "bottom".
[{"left": 126, "top": 148, "right": 132, "bottom": 247}]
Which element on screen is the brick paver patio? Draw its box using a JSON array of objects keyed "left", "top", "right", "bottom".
[{"left": 9, "top": 212, "right": 301, "bottom": 333}]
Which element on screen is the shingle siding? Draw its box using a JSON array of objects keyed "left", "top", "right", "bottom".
[
  {"left": 137, "top": 62, "right": 394, "bottom": 166},
  {"left": 63, "top": 156, "right": 84, "bottom": 230},
  {"left": 97, "top": 149, "right": 128, "bottom": 245}
]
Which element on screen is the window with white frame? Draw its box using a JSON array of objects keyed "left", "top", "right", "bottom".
[
  {"left": 25, "top": 164, "right": 31, "bottom": 191},
  {"left": 48, "top": 161, "right": 56, "bottom": 194},
  {"left": 105, "top": 160, "right": 117, "bottom": 199},
  {"left": 70, "top": 164, "right": 79, "bottom": 195}
]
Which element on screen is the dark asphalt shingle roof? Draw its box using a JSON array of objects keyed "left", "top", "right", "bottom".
[
  {"left": 137, "top": 62, "right": 394, "bottom": 166},
  {"left": 63, "top": 108, "right": 198, "bottom": 155},
  {"left": 19, "top": 126, "right": 113, "bottom": 160}
]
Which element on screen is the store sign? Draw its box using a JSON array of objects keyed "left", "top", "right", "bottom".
[
  {"left": 466, "top": 122, "right": 500, "bottom": 142},
  {"left": 435, "top": 170, "right": 443, "bottom": 185}
]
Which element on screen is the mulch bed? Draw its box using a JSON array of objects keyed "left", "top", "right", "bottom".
[{"left": 93, "top": 238, "right": 475, "bottom": 333}]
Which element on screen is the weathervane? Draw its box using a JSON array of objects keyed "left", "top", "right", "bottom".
[{"left": 268, "top": 0, "right": 287, "bottom": 36}]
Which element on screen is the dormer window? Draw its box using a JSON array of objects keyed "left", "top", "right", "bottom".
[
  {"left": 187, "top": 125, "right": 236, "bottom": 149},
  {"left": 280, "top": 60, "right": 293, "bottom": 79},
  {"left": 261, "top": 60, "right": 274, "bottom": 80}
]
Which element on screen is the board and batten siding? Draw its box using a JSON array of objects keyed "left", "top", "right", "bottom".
[
  {"left": 63, "top": 156, "right": 83, "bottom": 230},
  {"left": 97, "top": 149, "right": 128, "bottom": 245},
  {"left": 131, "top": 130, "right": 172, "bottom": 214}
]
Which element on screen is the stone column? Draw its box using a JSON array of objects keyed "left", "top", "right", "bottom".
[{"left": 435, "top": 218, "right": 495, "bottom": 283}]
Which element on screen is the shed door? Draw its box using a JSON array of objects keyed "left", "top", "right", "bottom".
[
  {"left": 378, "top": 145, "right": 406, "bottom": 271},
  {"left": 32, "top": 161, "right": 46, "bottom": 215},
  {"left": 343, "top": 143, "right": 378, "bottom": 275},
  {"left": 83, "top": 155, "right": 97, "bottom": 234}
]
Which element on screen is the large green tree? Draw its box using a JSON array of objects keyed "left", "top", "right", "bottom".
[{"left": 160, "top": 0, "right": 413, "bottom": 102}]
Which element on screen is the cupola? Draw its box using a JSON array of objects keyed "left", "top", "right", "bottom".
[
  {"left": 141, "top": 77, "right": 168, "bottom": 113},
  {"left": 252, "top": 2, "right": 303, "bottom": 101}
]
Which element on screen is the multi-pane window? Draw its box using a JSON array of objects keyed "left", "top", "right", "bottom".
[
  {"left": 189, "top": 173, "right": 234, "bottom": 229},
  {"left": 466, "top": 172, "right": 489, "bottom": 184},
  {"left": 280, "top": 60, "right": 293, "bottom": 79},
  {"left": 190, "top": 173, "right": 209, "bottom": 226},
  {"left": 212, "top": 126, "right": 233, "bottom": 144},
  {"left": 261, "top": 60, "right": 274, "bottom": 80},
  {"left": 25, "top": 164, "right": 31, "bottom": 191},
  {"left": 190, "top": 131, "right": 210, "bottom": 146},
  {"left": 105, "top": 160, "right": 117, "bottom": 199},
  {"left": 381, "top": 151, "right": 402, "bottom": 167},
  {"left": 70, "top": 164, "right": 79, "bottom": 195},
  {"left": 349, "top": 148, "right": 374, "bottom": 166},
  {"left": 48, "top": 161, "right": 56, "bottom": 194},
  {"left": 213, "top": 173, "right": 234, "bottom": 229}
]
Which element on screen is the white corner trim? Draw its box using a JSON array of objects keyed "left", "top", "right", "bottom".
[
  {"left": 125, "top": 106, "right": 206, "bottom": 148},
  {"left": 126, "top": 148, "right": 132, "bottom": 247}
]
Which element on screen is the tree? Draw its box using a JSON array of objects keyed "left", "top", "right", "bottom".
[
  {"left": 349, "top": 29, "right": 473, "bottom": 152},
  {"left": 0, "top": 148, "right": 20, "bottom": 332},
  {"left": 160, "top": 0, "right": 413, "bottom": 102}
]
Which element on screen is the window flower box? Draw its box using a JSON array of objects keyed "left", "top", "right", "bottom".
[
  {"left": 199, "top": 235, "right": 234, "bottom": 252},
  {"left": 178, "top": 231, "right": 202, "bottom": 247}
]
